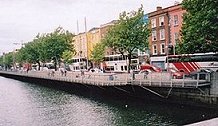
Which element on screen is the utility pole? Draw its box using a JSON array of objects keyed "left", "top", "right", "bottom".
[
  {"left": 77, "top": 20, "right": 81, "bottom": 70},
  {"left": 13, "top": 41, "right": 24, "bottom": 70},
  {"left": 84, "top": 17, "right": 89, "bottom": 70},
  {"left": 3, "top": 52, "right": 5, "bottom": 71},
  {"left": 166, "top": 44, "right": 169, "bottom": 72}
]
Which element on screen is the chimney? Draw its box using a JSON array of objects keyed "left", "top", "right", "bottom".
[{"left": 156, "top": 6, "right": 162, "bottom": 11}]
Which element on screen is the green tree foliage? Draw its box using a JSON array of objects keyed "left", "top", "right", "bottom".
[
  {"left": 0, "top": 56, "right": 2, "bottom": 66},
  {"left": 15, "top": 27, "right": 75, "bottom": 71},
  {"left": 62, "top": 50, "right": 75, "bottom": 64},
  {"left": 16, "top": 40, "right": 41, "bottom": 70},
  {"left": 1, "top": 52, "right": 13, "bottom": 69},
  {"left": 41, "top": 27, "right": 75, "bottom": 70},
  {"left": 179, "top": 0, "right": 218, "bottom": 53},
  {"left": 90, "top": 42, "right": 106, "bottom": 66},
  {"left": 103, "top": 6, "right": 150, "bottom": 72}
]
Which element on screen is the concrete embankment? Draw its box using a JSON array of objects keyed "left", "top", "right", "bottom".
[{"left": 0, "top": 71, "right": 218, "bottom": 108}]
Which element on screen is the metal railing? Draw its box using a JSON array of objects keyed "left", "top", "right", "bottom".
[{"left": 0, "top": 70, "right": 211, "bottom": 88}]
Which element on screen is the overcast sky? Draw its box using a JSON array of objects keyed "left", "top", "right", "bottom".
[{"left": 0, "top": 0, "right": 182, "bottom": 53}]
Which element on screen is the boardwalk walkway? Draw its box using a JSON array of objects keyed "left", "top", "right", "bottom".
[
  {"left": 185, "top": 117, "right": 218, "bottom": 126},
  {"left": 0, "top": 70, "right": 211, "bottom": 88}
]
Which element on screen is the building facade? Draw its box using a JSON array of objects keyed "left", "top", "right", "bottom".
[
  {"left": 168, "top": 5, "right": 186, "bottom": 55},
  {"left": 87, "top": 27, "right": 101, "bottom": 60},
  {"left": 148, "top": 6, "right": 170, "bottom": 57},
  {"left": 148, "top": 4, "right": 185, "bottom": 69},
  {"left": 73, "top": 32, "right": 88, "bottom": 59}
]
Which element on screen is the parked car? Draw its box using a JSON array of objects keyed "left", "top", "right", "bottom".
[
  {"left": 139, "top": 69, "right": 152, "bottom": 74},
  {"left": 169, "top": 68, "right": 184, "bottom": 79},
  {"left": 140, "top": 64, "right": 162, "bottom": 72},
  {"left": 89, "top": 68, "right": 103, "bottom": 73}
]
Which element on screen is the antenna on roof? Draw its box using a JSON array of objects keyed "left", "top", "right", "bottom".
[{"left": 77, "top": 20, "right": 79, "bottom": 34}]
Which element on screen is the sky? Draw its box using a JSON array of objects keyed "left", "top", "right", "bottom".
[{"left": 0, "top": 0, "right": 182, "bottom": 53}]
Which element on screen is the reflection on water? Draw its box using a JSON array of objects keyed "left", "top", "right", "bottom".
[{"left": 0, "top": 76, "right": 217, "bottom": 126}]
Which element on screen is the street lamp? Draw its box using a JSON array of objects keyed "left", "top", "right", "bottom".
[
  {"left": 79, "top": 51, "right": 82, "bottom": 70},
  {"left": 166, "top": 45, "right": 169, "bottom": 72},
  {"left": 3, "top": 52, "right": 5, "bottom": 70},
  {"left": 13, "top": 41, "right": 25, "bottom": 70}
]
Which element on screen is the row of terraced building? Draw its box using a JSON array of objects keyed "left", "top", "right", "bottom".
[{"left": 71, "top": 3, "right": 186, "bottom": 71}]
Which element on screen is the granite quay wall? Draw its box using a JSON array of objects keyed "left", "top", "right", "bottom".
[{"left": 0, "top": 71, "right": 217, "bottom": 108}]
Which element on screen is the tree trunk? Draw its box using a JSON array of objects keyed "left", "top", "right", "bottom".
[
  {"left": 127, "top": 53, "right": 131, "bottom": 73},
  {"left": 37, "top": 61, "right": 40, "bottom": 71},
  {"left": 54, "top": 61, "right": 57, "bottom": 71}
]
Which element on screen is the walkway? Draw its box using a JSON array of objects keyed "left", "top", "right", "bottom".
[
  {"left": 0, "top": 70, "right": 211, "bottom": 88},
  {"left": 185, "top": 117, "right": 218, "bottom": 126}
]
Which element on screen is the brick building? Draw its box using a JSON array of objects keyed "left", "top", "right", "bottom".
[{"left": 148, "top": 4, "right": 185, "bottom": 69}]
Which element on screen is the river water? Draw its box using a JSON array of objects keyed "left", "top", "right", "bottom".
[{"left": 0, "top": 76, "right": 218, "bottom": 126}]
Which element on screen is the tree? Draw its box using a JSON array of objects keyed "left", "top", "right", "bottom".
[
  {"left": 16, "top": 35, "right": 44, "bottom": 70},
  {"left": 41, "top": 27, "right": 75, "bottom": 70},
  {"left": 62, "top": 50, "right": 75, "bottom": 64},
  {"left": 179, "top": 0, "right": 218, "bottom": 53},
  {"left": 90, "top": 42, "right": 105, "bottom": 67},
  {"left": 2, "top": 52, "right": 13, "bottom": 69},
  {"left": 103, "top": 6, "right": 150, "bottom": 72},
  {"left": 14, "top": 27, "right": 75, "bottom": 71}
]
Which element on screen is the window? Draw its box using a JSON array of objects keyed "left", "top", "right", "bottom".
[
  {"left": 121, "top": 66, "right": 123, "bottom": 71},
  {"left": 151, "top": 18, "right": 156, "bottom": 28},
  {"left": 174, "top": 32, "right": 179, "bottom": 43},
  {"left": 160, "top": 29, "right": 165, "bottom": 40},
  {"left": 160, "top": 43, "right": 165, "bottom": 54},
  {"left": 124, "top": 66, "right": 127, "bottom": 71},
  {"left": 153, "top": 44, "right": 157, "bottom": 55},
  {"left": 159, "top": 16, "right": 164, "bottom": 26},
  {"left": 174, "top": 15, "right": 178, "bottom": 26},
  {"left": 152, "top": 30, "right": 157, "bottom": 41}
]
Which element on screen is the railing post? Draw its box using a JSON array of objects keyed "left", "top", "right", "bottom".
[
  {"left": 150, "top": 73, "right": 152, "bottom": 86},
  {"left": 182, "top": 74, "right": 185, "bottom": 87},
  {"left": 71, "top": 72, "right": 73, "bottom": 82},
  {"left": 93, "top": 75, "right": 95, "bottom": 85},
  {"left": 113, "top": 74, "right": 115, "bottom": 86},
  {"left": 208, "top": 73, "right": 211, "bottom": 82},
  {"left": 196, "top": 73, "right": 199, "bottom": 87},
  {"left": 160, "top": 72, "right": 162, "bottom": 87},
  {"left": 170, "top": 77, "right": 173, "bottom": 87}
]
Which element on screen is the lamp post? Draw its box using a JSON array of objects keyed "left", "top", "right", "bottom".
[
  {"left": 13, "top": 41, "right": 25, "bottom": 70},
  {"left": 79, "top": 51, "right": 82, "bottom": 70},
  {"left": 166, "top": 45, "right": 169, "bottom": 72},
  {"left": 3, "top": 52, "right": 5, "bottom": 71}
]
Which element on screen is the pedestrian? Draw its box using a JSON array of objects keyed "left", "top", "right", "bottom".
[
  {"left": 51, "top": 70, "right": 55, "bottom": 77},
  {"left": 144, "top": 71, "right": 149, "bottom": 79},
  {"left": 130, "top": 69, "right": 135, "bottom": 80},
  {"left": 64, "top": 70, "right": 67, "bottom": 76},
  {"left": 81, "top": 70, "right": 84, "bottom": 76},
  {"left": 26, "top": 67, "right": 29, "bottom": 73},
  {"left": 109, "top": 74, "right": 114, "bottom": 81},
  {"left": 60, "top": 69, "right": 64, "bottom": 76}
]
